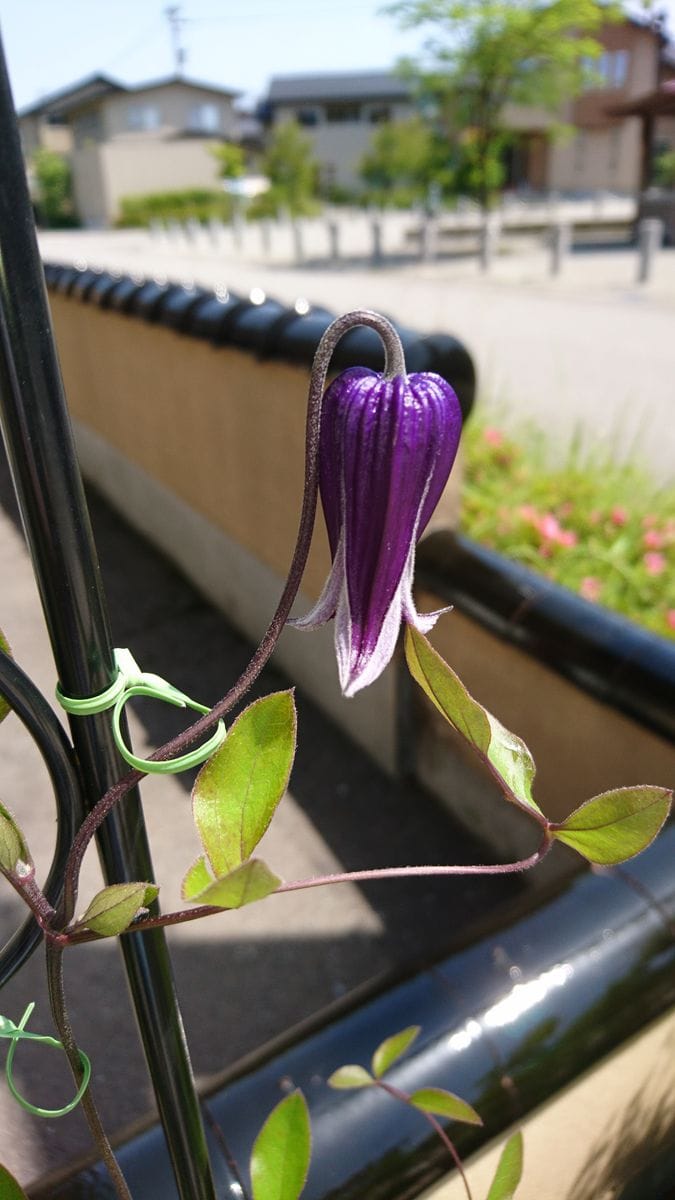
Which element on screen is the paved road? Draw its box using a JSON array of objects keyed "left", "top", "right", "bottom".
[{"left": 41, "top": 228, "right": 675, "bottom": 484}]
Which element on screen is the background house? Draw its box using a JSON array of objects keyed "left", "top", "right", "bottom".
[
  {"left": 19, "top": 73, "right": 258, "bottom": 226},
  {"left": 263, "top": 71, "right": 414, "bottom": 191}
]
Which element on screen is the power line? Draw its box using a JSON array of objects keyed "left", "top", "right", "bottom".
[{"left": 165, "top": 4, "right": 188, "bottom": 74}]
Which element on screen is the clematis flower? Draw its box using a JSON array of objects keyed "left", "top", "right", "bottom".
[{"left": 291, "top": 366, "right": 462, "bottom": 696}]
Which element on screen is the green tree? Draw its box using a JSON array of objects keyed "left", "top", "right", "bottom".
[
  {"left": 386, "top": 0, "right": 616, "bottom": 208},
  {"left": 359, "top": 116, "right": 449, "bottom": 205},
  {"left": 31, "top": 148, "right": 76, "bottom": 227},
  {"left": 210, "top": 141, "right": 246, "bottom": 181},
  {"left": 253, "top": 121, "right": 319, "bottom": 218}
]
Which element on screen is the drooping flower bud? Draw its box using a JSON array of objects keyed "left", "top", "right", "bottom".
[{"left": 291, "top": 366, "right": 462, "bottom": 696}]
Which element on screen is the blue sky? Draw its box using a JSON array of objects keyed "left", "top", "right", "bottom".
[
  {"left": 2, "top": 0, "right": 674, "bottom": 114},
  {"left": 0, "top": 0, "right": 429, "bottom": 111}
]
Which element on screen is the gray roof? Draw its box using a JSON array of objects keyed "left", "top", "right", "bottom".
[
  {"left": 19, "top": 72, "right": 239, "bottom": 119},
  {"left": 267, "top": 71, "right": 412, "bottom": 105}
]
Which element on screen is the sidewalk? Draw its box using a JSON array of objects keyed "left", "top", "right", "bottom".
[{"left": 0, "top": 453, "right": 518, "bottom": 1188}]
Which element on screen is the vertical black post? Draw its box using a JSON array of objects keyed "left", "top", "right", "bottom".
[{"left": 0, "top": 34, "right": 222, "bottom": 1200}]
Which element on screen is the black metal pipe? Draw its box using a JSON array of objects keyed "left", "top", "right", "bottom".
[
  {"left": 36, "top": 827, "right": 675, "bottom": 1200},
  {"left": 0, "top": 648, "right": 83, "bottom": 986},
  {"left": 0, "top": 35, "right": 232, "bottom": 1200}
]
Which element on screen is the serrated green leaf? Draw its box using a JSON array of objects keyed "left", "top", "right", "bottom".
[
  {"left": 409, "top": 1087, "right": 483, "bottom": 1125},
  {"left": 250, "top": 1090, "right": 311, "bottom": 1200},
  {"left": 327, "top": 1064, "right": 374, "bottom": 1089},
  {"left": 0, "top": 627, "right": 11, "bottom": 725},
  {"left": 186, "top": 858, "right": 280, "bottom": 909},
  {"left": 551, "top": 786, "right": 672, "bottom": 865},
  {"left": 181, "top": 855, "right": 214, "bottom": 900},
  {"left": 0, "top": 1163, "right": 31, "bottom": 1200},
  {"left": 0, "top": 801, "right": 31, "bottom": 875},
  {"left": 486, "top": 1131, "right": 524, "bottom": 1200},
  {"left": 405, "top": 628, "right": 542, "bottom": 815},
  {"left": 79, "top": 882, "right": 159, "bottom": 936},
  {"left": 372, "top": 1026, "right": 420, "bottom": 1078},
  {"left": 193, "top": 691, "right": 296, "bottom": 876}
]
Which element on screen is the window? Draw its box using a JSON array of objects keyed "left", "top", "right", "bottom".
[
  {"left": 188, "top": 103, "right": 221, "bottom": 133},
  {"left": 612, "top": 50, "right": 629, "bottom": 88},
  {"left": 368, "top": 105, "right": 391, "bottom": 124},
  {"left": 73, "top": 110, "right": 103, "bottom": 148},
  {"left": 324, "top": 102, "right": 362, "bottom": 123},
  {"left": 296, "top": 108, "right": 319, "bottom": 127},
  {"left": 584, "top": 50, "right": 630, "bottom": 92},
  {"left": 127, "top": 103, "right": 161, "bottom": 131}
]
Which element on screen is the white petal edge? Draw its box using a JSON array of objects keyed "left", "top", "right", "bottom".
[{"left": 288, "top": 533, "right": 345, "bottom": 631}]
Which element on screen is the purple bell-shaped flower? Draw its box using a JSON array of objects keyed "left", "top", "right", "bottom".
[{"left": 291, "top": 365, "right": 462, "bottom": 696}]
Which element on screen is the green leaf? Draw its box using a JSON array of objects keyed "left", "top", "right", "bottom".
[
  {"left": 409, "top": 1087, "right": 483, "bottom": 1126},
  {"left": 486, "top": 1131, "right": 524, "bottom": 1200},
  {"left": 0, "top": 627, "right": 12, "bottom": 726},
  {"left": 372, "top": 1025, "right": 420, "bottom": 1078},
  {"left": 404, "top": 628, "right": 542, "bottom": 815},
  {"left": 181, "top": 855, "right": 214, "bottom": 900},
  {"left": 0, "top": 1164, "right": 31, "bottom": 1200},
  {"left": 0, "top": 801, "right": 31, "bottom": 875},
  {"left": 327, "top": 1064, "right": 374, "bottom": 1089},
  {"left": 551, "top": 786, "right": 672, "bottom": 865},
  {"left": 193, "top": 691, "right": 296, "bottom": 876},
  {"left": 183, "top": 858, "right": 281, "bottom": 910},
  {"left": 250, "top": 1090, "right": 311, "bottom": 1200},
  {"left": 79, "top": 882, "right": 159, "bottom": 936}
]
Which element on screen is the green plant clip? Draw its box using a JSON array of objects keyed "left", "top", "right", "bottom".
[
  {"left": 56, "top": 648, "right": 226, "bottom": 774},
  {"left": 1, "top": 1003, "right": 92, "bottom": 1118}
]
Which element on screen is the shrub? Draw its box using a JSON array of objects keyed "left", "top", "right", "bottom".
[
  {"left": 460, "top": 416, "right": 675, "bottom": 640},
  {"left": 116, "top": 188, "right": 234, "bottom": 228},
  {"left": 31, "top": 148, "right": 78, "bottom": 227}
]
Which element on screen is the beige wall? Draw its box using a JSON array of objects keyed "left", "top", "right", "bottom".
[
  {"left": 71, "top": 137, "right": 225, "bottom": 226},
  {"left": 273, "top": 103, "right": 413, "bottom": 189},
  {"left": 548, "top": 122, "right": 642, "bottom": 194},
  {"left": 101, "top": 82, "right": 238, "bottom": 141}
]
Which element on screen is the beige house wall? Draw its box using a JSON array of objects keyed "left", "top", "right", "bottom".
[
  {"left": 547, "top": 121, "right": 642, "bottom": 193},
  {"left": 274, "top": 101, "right": 413, "bottom": 189},
  {"left": 101, "top": 82, "right": 238, "bottom": 141},
  {"left": 71, "top": 143, "right": 109, "bottom": 227}
]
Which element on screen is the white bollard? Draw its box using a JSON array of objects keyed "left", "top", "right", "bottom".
[
  {"left": 479, "top": 217, "right": 499, "bottom": 271},
  {"left": 260, "top": 218, "right": 272, "bottom": 256},
  {"left": 637, "top": 217, "right": 663, "bottom": 283},
  {"left": 419, "top": 215, "right": 436, "bottom": 263},
  {"left": 549, "top": 222, "right": 572, "bottom": 276},
  {"left": 292, "top": 219, "right": 304, "bottom": 265},
  {"left": 327, "top": 220, "right": 340, "bottom": 266},
  {"left": 371, "top": 217, "right": 383, "bottom": 266}
]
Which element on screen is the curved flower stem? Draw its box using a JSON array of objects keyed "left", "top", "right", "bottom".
[
  {"left": 61, "top": 310, "right": 406, "bottom": 919},
  {"left": 62, "top": 837, "right": 552, "bottom": 944},
  {"left": 375, "top": 1079, "right": 473, "bottom": 1200},
  {"left": 45, "top": 940, "right": 132, "bottom": 1200}
]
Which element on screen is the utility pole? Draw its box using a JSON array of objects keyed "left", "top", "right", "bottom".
[{"left": 165, "top": 5, "right": 187, "bottom": 75}]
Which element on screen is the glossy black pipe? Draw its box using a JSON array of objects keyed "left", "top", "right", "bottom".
[
  {"left": 416, "top": 531, "right": 675, "bottom": 743},
  {"left": 0, "top": 649, "right": 82, "bottom": 986},
  {"left": 0, "top": 38, "right": 227, "bottom": 1200},
  {"left": 41, "top": 827, "right": 675, "bottom": 1200}
]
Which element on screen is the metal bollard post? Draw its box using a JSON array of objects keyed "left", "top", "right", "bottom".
[
  {"left": 637, "top": 217, "right": 663, "bottom": 283},
  {"left": 260, "top": 217, "right": 272, "bottom": 256},
  {"left": 371, "top": 216, "right": 383, "bottom": 267},
  {"left": 327, "top": 219, "right": 340, "bottom": 267},
  {"left": 231, "top": 206, "right": 244, "bottom": 252},
  {"left": 479, "top": 217, "right": 499, "bottom": 271},
  {"left": 419, "top": 215, "right": 436, "bottom": 263},
  {"left": 549, "top": 221, "right": 572, "bottom": 276},
  {"left": 208, "top": 216, "right": 224, "bottom": 247},
  {"left": 292, "top": 219, "right": 304, "bottom": 265}
]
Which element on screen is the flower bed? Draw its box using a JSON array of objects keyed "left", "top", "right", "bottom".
[{"left": 461, "top": 418, "right": 675, "bottom": 641}]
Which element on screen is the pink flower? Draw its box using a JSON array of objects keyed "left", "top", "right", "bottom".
[
  {"left": 643, "top": 529, "right": 664, "bottom": 550},
  {"left": 519, "top": 504, "right": 538, "bottom": 522},
  {"left": 483, "top": 426, "right": 503, "bottom": 447},
  {"left": 667, "top": 610, "right": 675, "bottom": 631},
  {"left": 537, "top": 513, "right": 563, "bottom": 541},
  {"left": 642, "top": 513, "right": 658, "bottom": 528},
  {"left": 644, "top": 552, "right": 666, "bottom": 576},
  {"left": 611, "top": 506, "right": 628, "bottom": 527},
  {"left": 580, "top": 576, "right": 602, "bottom": 601},
  {"left": 558, "top": 529, "right": 578, "bottom": 547}
]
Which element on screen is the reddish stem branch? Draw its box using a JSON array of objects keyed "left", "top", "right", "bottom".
[
  {"left": 375, "top": 1080, "right": 473, "bottom": 1200},
  {"left": 62, "top": 838, "right": 551, "bottom": 945}
]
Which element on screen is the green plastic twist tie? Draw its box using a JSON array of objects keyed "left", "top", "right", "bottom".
[
  {"left": 1, "top": 1004, "right": 92, "bottom": 1118},
  {"left": 56, "top": 648, "right": 225, "bottom": 774}
]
